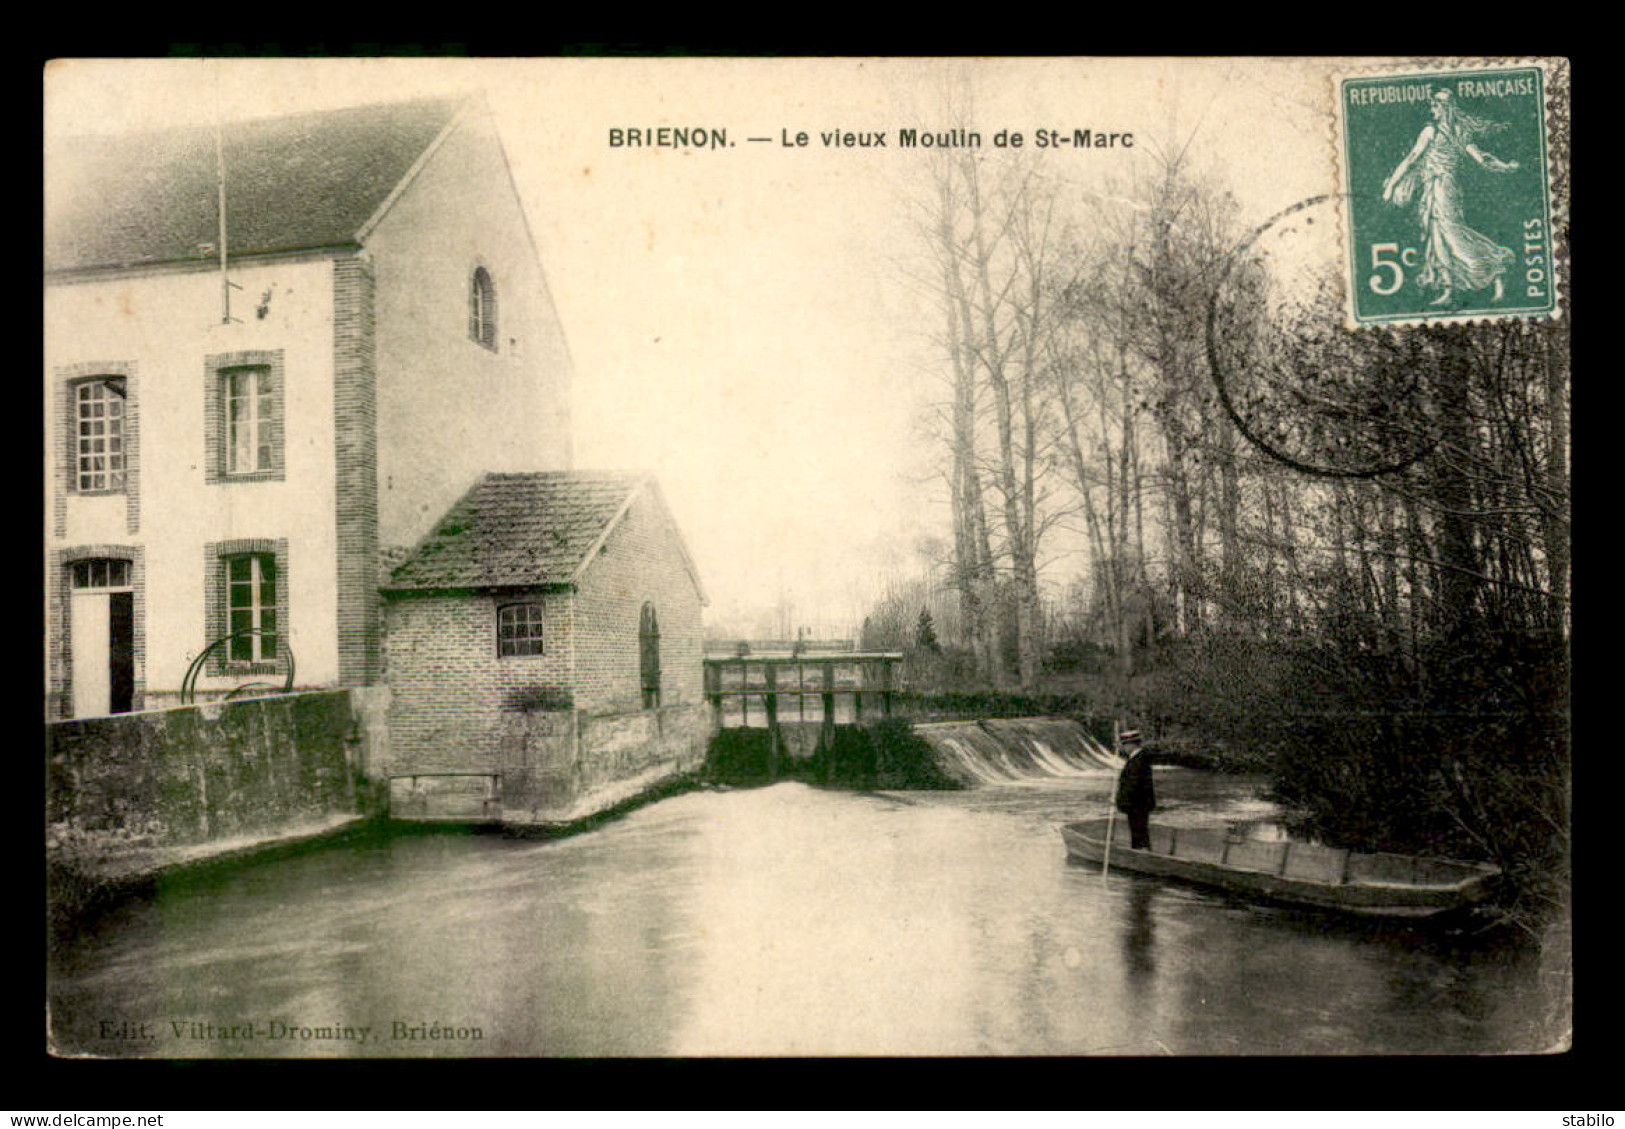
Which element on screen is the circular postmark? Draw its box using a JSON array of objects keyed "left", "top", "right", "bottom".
[{"left": 1205, "top": 194, "right": 1438, "bottom": 480}]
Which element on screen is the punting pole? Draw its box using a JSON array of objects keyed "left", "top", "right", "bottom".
[{"left": 1102, "top": 721, "right": 1122, "bottom": 881}]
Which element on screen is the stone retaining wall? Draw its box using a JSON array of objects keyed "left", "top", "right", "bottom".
[
  {"left": 46, "top": 690, "right": 366, "bottom": 888},
  {"left": 496, "top": 704, "right": 712, "bottom": 825}
]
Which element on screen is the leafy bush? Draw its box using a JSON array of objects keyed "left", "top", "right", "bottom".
[{"left": 1265, "top": 628, "right": 1568, "bottom": 920}]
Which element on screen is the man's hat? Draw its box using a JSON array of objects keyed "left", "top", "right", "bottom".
[{"left": 1119, "top": 730, "right": 1142, "bottom": 745}]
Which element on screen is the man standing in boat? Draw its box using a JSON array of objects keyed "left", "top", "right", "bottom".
[{"left": 1115, "top": 731, "right": 1156, "bottom": 850}]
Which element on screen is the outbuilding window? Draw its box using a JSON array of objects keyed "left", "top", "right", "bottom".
[{"left": 498, "top": 602, "right": 545, "bottom": 656}]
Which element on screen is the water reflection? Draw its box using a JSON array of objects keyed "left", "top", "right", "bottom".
[
  {"left": 1121, "top": 880, "right": 1157, "bottom": 981},
  {"left": 47, "top": 777, "right": 1562, "bottom": 1057}
]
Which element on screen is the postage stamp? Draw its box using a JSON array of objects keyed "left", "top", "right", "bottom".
[{"left": 1335, "top": 61, "right": 1555, "bottom": 328}]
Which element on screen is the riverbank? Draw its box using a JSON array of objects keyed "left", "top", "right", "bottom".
[
  {"left": 47, "top": 813, "right": 374, "bottom": 936},
  {"left": 48, "top": 773, "right": 718, "bottom": 935}
]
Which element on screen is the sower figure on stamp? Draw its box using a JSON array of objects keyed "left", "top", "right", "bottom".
[
  {"left": 1115, "top": 730, "right": 1155, "bottom": 850},
  {"left": 1381, "top": 88, "right": 1520, "bottom": 307}
]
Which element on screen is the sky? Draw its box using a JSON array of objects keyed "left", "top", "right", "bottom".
[{"left": 44, "top": 57, "right": 1344, "bottom": 636}]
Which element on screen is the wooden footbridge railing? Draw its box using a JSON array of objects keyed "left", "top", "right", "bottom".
[
  {"left": 703, "top": 651, "right": 904, "bottom": 778},
  {"left": 704, "top": 652, "right": 903, "bottom": 727}
]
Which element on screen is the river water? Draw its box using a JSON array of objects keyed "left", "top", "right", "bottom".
[{"left": 47, "top": 769, "right": 1568, "bottom": 1057}]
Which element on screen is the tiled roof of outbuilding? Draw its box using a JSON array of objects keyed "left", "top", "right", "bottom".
[
  {"left": 385, "top": 471, "right": 692, "bottom": 594},
  {"left": 46, "top": 96, "right": 465, "bottom": 273}
]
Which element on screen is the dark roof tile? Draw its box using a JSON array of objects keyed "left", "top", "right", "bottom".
[
  {"left": 46, "top": 97, "right": 464, "bottom": 273},
  {"left": 385, "top": 471, "right": 650, "bottom": 591}
]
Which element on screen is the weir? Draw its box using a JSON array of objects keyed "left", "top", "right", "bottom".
[
  {"left": 702, "top": 650, "right": 1120, "bottom": 787},
  {"left": 913, "top": 717, "right": 1121, "bottom": 786}
]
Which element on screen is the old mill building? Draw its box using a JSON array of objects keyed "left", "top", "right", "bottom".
[{"left": 45, "top": 95, "right": 709, "bottom": 818}]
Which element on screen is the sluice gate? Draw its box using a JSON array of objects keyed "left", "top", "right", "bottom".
[{"left": 704, "top": 652, "right": 903, "bottom": 777}]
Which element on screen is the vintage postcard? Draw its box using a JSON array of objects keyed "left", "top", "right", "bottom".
[{"left": 44, "top": 57, "right": 1570, "bottom": 1059}]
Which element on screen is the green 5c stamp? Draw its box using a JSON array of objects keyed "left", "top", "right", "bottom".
[{"left": 1336, "top": 62, "right": 1555, "bottom": 327}]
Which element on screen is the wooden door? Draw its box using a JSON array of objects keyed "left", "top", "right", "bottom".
[{"left": 108, "top": 590, "right": 134, "bottom": 714}]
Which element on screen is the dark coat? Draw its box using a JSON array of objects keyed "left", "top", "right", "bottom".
[{"left": 1115, "top": 749, "right": 1156, "bottom": 814}]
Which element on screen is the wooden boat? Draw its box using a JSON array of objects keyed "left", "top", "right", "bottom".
[{"left": 1060, "top": 818, "right": 1501, "bottom": 919}]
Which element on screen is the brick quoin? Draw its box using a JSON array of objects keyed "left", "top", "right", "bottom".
[{"left": 333, "top": 255, "right": 381, "bottom": 686}]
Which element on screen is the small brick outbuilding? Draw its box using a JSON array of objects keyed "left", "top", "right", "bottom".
[{"left": 379, "top": 471, "right": 710, "bottom": 818}]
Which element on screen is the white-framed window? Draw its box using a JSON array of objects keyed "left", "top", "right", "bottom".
[
  {"left": 470, "top": 266, "right": 498, "bottom": 351},
  {"left": 206, "top": 350, "right": 284, "bottom": 484},
  {"left": 225, "top": 553, "right": 278, "bottom": 663},
  {"left": 71, "top": 558, "right": 131, "bottom": 590},
  {"left": 75, "top": 379, "right": 126, "bottom": 492},
  {"left": 497, "top": 602, "right": 544, "bottom": 657},
  {"left": 224, "top": 365, "right": 276, "bottom": 475}
]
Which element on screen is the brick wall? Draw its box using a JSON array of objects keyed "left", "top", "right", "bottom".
[
  {"left": 572, "top": 488, "right": 705, "bottom": 714},
  {"left": 382, "top": 590, "right": 573, "bottom": 772}
]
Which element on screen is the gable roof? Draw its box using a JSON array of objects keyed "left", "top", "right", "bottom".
[
  {"left": 384, "top": 472, "right": 707, "bottom": 604},
  {"left": 46, "top": 96, "right": 466, "bottom": 274}
]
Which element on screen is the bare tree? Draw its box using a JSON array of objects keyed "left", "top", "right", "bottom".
[{"left": 911, "top": 139, "right": 1074, "bottom": 688}]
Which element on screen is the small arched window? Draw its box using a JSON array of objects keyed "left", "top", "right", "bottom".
[
  {"left": 469, "top": 266, "right": 498, "bottom": 351},
  {"left": 639, "top": 602, "right": 661, "bottom": 708}
]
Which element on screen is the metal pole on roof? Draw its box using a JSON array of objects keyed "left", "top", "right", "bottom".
[{"left": 214, "top": 62, "right": 231, "bottom": 324}]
